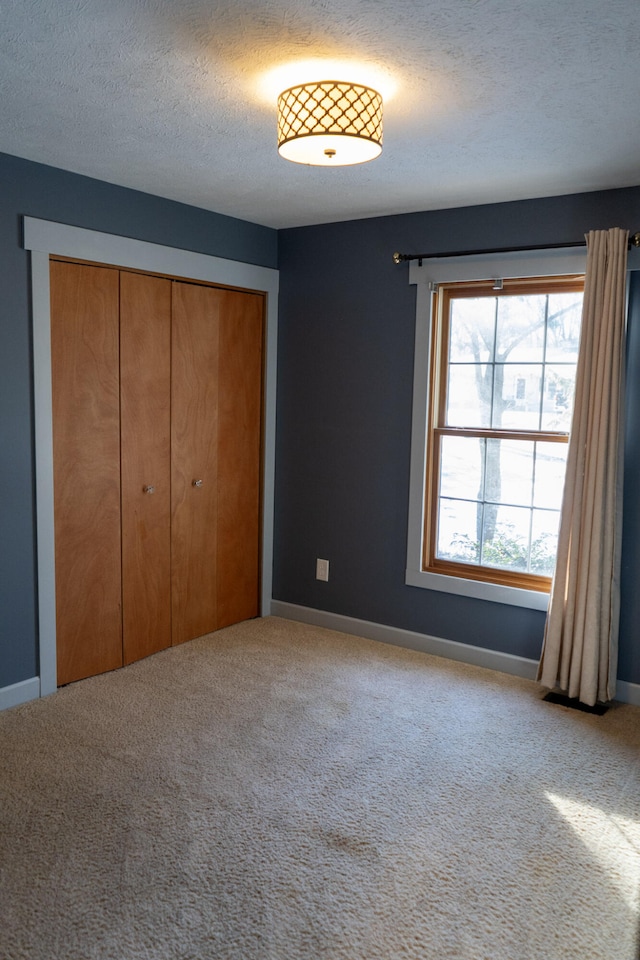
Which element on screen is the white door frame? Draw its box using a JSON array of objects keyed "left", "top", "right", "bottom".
[{"left": 25, "top": 216, "right": 279, "bottom": 697}]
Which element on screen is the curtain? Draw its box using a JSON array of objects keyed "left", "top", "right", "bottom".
[{"left": 538, "top": 228, "right": 629, "bottom": 706}]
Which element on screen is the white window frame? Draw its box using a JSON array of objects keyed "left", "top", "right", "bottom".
[{"left": 405, "top": 247, "right": 588, "bottom": 611}]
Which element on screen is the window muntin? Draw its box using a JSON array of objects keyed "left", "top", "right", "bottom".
[{"left": 424, "top": 277, "right": 584, "bottom": 592}]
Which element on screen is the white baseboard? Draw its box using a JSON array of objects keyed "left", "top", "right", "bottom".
[
  {"left": 615, "top": 680, "right": 640, "bottom": 707},
  {"left": 270, "top": 600, "right": 640, "bottom": 706},
  {"left": 270, "top": 600, "right": 539, "bottom": 679},
  {"left": 0, "top": 677, "right": 40, "bottom": 712}
]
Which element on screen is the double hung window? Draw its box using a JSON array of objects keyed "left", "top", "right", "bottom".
[
  {"left": 424, "top": 277, "right": 584, "bottom": 592},
  {"left": 405, "top": 248, "right": 587, "bottom": 609}
]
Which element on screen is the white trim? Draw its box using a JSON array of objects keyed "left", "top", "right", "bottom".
[
  {"left": 0, "top": 677, "right": 41, "bottom": 711},
  {"left": 408, "top": 247, "right": 588, "bottom": 287},
  {"left": 23, "top": 218, "right": 279, "bottom": 293},
  {"left": 615, "top": 680, "right": 640, "bottom": 707},
  {"left": 270, "top": 601, "right": 640, "bottom": 704},
  {"left": 25, "top": 217, "right": 279, "bottom": 698},
  {"left": 405, "top": 567, "right": 550, "bottom": 610},
  {"left": 405, "top": 247, "right": 588, "bottom": 610},
  {"left": 270, "top": 600, "right": 539, "bottom": 680},
  {"left": 31, "top": 250, "right": 58, "bottom": 695}
]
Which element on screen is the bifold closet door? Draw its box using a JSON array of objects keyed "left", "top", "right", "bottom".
[
  {"left": 216, "top": 288, "right": 263, "bottom": 629},
  {"left": 171, "top": 281, "right": 220, "bottom": 644},
  {"left": 51, "top": 263, "right": 264, "bottom": 682},
  {"left": 171, "top": 282, "right": 263, "bottom": 644},
  {"left": 120, "top": 271, "right": 172, "bottom": 664},
  {"left": 51, "top": 261, "right": 122, "bottom": 686}
]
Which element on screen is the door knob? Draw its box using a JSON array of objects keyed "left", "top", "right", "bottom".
[
  {"left": 143, "top": 485, "right": 155, "bottom": 494},
  {"left": 192, "top": 479, "right": 203, "bottom": 488}
]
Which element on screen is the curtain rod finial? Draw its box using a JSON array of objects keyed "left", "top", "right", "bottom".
[
  {"left": 392, "top": 252, "right": 405, "bottom": 264},
  {"left": 631, "top": 232, "right": 640, "bottom": 248}
]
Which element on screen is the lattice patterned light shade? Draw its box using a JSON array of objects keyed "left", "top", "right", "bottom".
[{"left": 277, "top": 81, "right": 383, "bottom": 166}]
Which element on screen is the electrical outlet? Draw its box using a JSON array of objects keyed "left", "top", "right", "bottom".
[{"left": 316, "top": 558, "right": 329, "bottom": 582}]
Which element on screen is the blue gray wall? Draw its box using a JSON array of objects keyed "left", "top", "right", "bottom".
[
  {"left": 275, "top": 189, "right": 640, "bottom": 684},
  {"left": 0, "top": 152, "right": 277, "bottom": 689},
  {"left": 2, "top": 151, "right": 639, "bottom": 692}
]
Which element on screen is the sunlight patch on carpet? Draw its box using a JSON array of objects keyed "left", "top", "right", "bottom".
[{"left": 546, "top": 791, "right": 640, "bottom": 914}]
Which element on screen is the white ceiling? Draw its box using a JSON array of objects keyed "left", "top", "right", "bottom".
[{"left": 2, "top": 0, "right": 639, "bottom": 229}]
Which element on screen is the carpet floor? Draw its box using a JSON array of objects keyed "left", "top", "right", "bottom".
[{"left": 1, "top": 616, "right": 639, "bottom": 959}]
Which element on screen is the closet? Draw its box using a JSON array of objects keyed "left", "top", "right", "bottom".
[{"left": 50, "top": 259, "right": 264, "bottom": 686}]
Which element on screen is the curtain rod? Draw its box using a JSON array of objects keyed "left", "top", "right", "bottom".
[{"left": 392, "top": 233, "right": 640, "bottom": 266}]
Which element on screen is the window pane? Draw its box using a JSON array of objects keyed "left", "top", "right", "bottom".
[
  {"left": 530, "top": 509, "right": 561, "bottom": 576},
  {"left": 545, "top": 293, "right": 582, "bottom": 362},
  {"left": 437, "top": 498, "right": 480, "bottom": 563},
  {"left": 446, "top": 365, "right": 492, "bottom": 427},
  {"left": 437, "top": 498, "right": 563, "bottom": 575},
  {"left": 440, "top": 436, "right": 484, "bottom": 501},
  {"left": 495, "top": 294, "right": 546, "bottom": 363},
  {"left": 485, "top": 439, "right": 534, "bottom": 507},
  {"left": 541, "top": 364, "right": 576, "bottom": 431},
  {"left": 533, "top": 442, "right": 567, "bottom": 510},
  {"left": 480, "top": 505, "right": 532, "bottom": 572},
  {"left": 492, "top": 364, "right": 542, "bottom": 429},
  {"left": 449, "top": 298, "right": 495, "bottom": 363},
  {"left": 435, "top": 442, "right": 565, "bottom": 574}
]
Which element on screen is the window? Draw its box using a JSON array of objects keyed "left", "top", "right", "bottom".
[
  {"left": 405, "top": 247, "right": 588, "bottom": 610},
  {"left": 424, "top": 276, "right": 584, "bottom": 592}
]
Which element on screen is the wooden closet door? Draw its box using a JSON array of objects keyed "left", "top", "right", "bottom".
[
  {"left": 171, "top": 281, "right": 220, "bottom": 644},
  {"left": 120, "top": 272, "right": 172, "bottom": 664},
  {"left": 50, "top": 261, "right": 122, "bottom": 685},
  {"left": 216, "top": 290, "right": 263, "bottom": 628},
  {"left": 171, "top": 282, "right": 263, "bottom": 643}
]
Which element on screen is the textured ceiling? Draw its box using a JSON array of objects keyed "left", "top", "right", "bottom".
[{"left": 1, "top": 0, "right": 639, "bottom": 229}]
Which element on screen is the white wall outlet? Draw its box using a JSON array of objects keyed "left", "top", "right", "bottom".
[{"left": 316, "top": 558, "right": 329, "bottom": 582}]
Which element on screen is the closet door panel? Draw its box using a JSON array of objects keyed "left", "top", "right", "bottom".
[
  {"left": 216, "top": 291, "right": 263, "bottom": 628},
  {"left": 50, "top": 261, "right": 122, "bottom": 685},
  {"left": 171, "top": 281, "right": 220, "bottom": 644},
  {"left": 120, "top": 272, "right": 172, "bottom": 664}
]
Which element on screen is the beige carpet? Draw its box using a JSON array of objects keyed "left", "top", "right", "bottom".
[{"left": 1, "top": 616, "right": 639, "bottom": 960}]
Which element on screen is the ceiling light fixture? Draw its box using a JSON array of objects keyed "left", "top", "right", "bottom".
[{"left": 277, "top": 80, "right": 383, "bottom": 166}]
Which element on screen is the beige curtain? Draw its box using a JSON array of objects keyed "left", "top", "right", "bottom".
[{"left": 538, "top": 228, "right": 629, "bottom": 706}]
